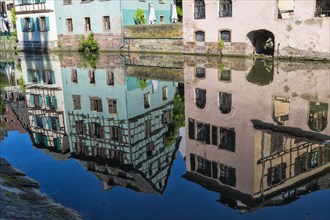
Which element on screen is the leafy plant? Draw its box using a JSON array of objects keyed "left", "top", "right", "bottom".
[
  {"left": 78, "top": 33, "right": 100, "bottom": 53},
  {"left": 134, "top": 8, "right": 146, "bottom": 25},
  {"left": 11, "top": 8, "right": 17, "bottom": 28},
  {"left": 79, "top": 51, "right": 100, "bottom": 69},
  {"left": 176, "top": 0, "right": 183, "bottom": 21},
  {"left": 137, "top": 78, "right": 148, "bottom": 90},
  {"left": 18, "top": 76, "right": 25, "bottom": 92},
  {"left": 218, "top": 38, "right": 225, "bottom": 55},
  {"left": 0, "top": 88, "right": 5, "bottom": 115}
]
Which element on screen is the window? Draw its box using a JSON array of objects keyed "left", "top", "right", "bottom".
[
  {"left": 90, "top": 97, "right": 102, "bottom": 112},
  {"left": 270, "top": 133, "right": 284, "bottom": 154},
  {"left": 63, "top": 0, "right": 72, "bottom": 4},
  {"left": 66, "top": 18, "right": 73, "bottom": 32},
  {"left": 110, "top": 126, "right": 123, "bottom": 141},
  {"left": 30, "top": 94, "right": 42, "bottom": 108},
  {"left": 194, "top": 0, "right": 205, "bottom": 19},
  {"left": 106, "top": 70, "right": 114, "bottom": 85},
  {"left": 197, "top": 156, "right": 212, "bottom": 177},
  {"left": 196, "top": 122, "right": 210, "bottom": 144},
  {"left": 84, "top": 17, "right": 91, "bottom": 32},
  {"left": 159, "top": 0, "right": 165, "bottom": 3},
  {"left": 315, "top": 0, "right": 330, "bottom": 17},
  {"left": 195, "top": 31, "right": 205, "bottom": 42},
  {"left": 72, "top": 95, "right": 81, "bottom": 110},
  {"left": 103, "top": 16, "right": 110, "bottom": 31},
  {"left": 219, "top": 69, "right": 231, "bottom": 81},
  {"left": 71, "top": 69, "right": 78, "bottom": 83},
  {"left": 45, "top": 96, "right": 57, "bottom": 110},
  {"left": 89, "top": 122, "right": 104, "bottom": 138},
  {"left": 220, "top": 30, "right": 231, "bottom": 43},
  {"left": 37, "top": 16, "right": 49, "bottom": 32},
  {"left": 108, "top": 99, "right": 117, "bottom": 114},
  {"left": 21, "top": 17, "right": 34, "bottom": 32},
  {"left": 36, "top": 116, "right": 44, "bottom": 128},
  {"left": 146, "top": 142, "right": 154, "bottom": 158},
  {"left": 195, "top": 88, "right": 206, "bottom": 109},
  {"left": 145, "top": 120, "right": 152, "bottom": 137},
  {"left": 27, "top": 69, "right": 38, "bottom": 83},
  {"left": 43, "top": 70, "right": 55, "bottom": 84},
  {"left": 144, "top": 93, "right": 150, "bottom": 109},
  {"left": 219, "top": 92, "right": 232, "bottom": 114},
  {"left": 6, "top": 3, "right": 14, "bottom": 11},
  {"left": 196, "top": 67, "right": 205, "bottom": 78},
  {"left": 219, "top": 164, "right": 236, "bottom": 187},
  {"left": 88, "top": 70, "right": 95, "bottom": 84},
  {"left": 219, "top": 0, "right": 232, "bottom": 17},
  {"left": 219, "top": 127, "right": 235, "bottom": 152},
  {"left": 159, "top": 15, "right": 164, "bottom": 23},
  {"left": 162, "top": 86, "right": 168, "bottom": 100},
  {"left": 162, "top": 111, "right": 172, "bottom": 124},
  {"left": 267, "top": 163, "right": 286, "bottom": 186}
]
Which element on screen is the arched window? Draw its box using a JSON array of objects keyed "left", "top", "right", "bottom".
[
  {"left": 219, "top": 0, "right": 232, "bottom": 17},
  {"left": 194, "top": 0, "right": 205, "bottom": 19},
  {"left": 219, "top": 92, "right": 232, "bottom": 114},
  {"left": 220, "top": 30, "right": 231, "bottom": 43},
  {"left": 196, "top": 67, "right": 205, "bottom": 78},
  {"left": 195, "top": 88, "right": 206, "bottom": 109},
  {"left": 195, "top": 31, "right": 205, "bottom": 42}
]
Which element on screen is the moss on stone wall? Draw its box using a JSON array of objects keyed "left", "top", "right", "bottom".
[
  {"left": 126, "top": 66, "right": 183, "bottom": 82},
  {"left": 124, "top": 23, "right": 182, "bottom": 39}
]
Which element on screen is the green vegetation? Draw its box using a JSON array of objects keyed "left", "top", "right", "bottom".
[
  {"left": 137, "top": 78, "right": 148, "bottom": 90},
  {"left": 164, "top": 91, "right": 185, "bottom": 147},
  {"left": 134, "top": 8, "right": 146, "bottom": 25},
  {"left": 11, "top": 8, "right": 17, "bottom": 28},
  {"left": 176, "top": 0, "right": 183, "bottom": 21},
  {"left": 218, "top": 38, "right": 225, "bottom": 55},
  {"left": 78, "top": 33, "right": 100, "bottom": 69},
  {"left": 78, "top": 33, "right": 100, "bottom": 53},
  {"left": 18, "top": 76, "right": 25, "bottom": 92},
  {"left": 0, "top": 87, "right": 6, "bottom": 115}
]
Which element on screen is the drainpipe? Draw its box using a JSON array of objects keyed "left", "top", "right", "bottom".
[{"left": 119, "top": 0, "right": 125, "bottom": 49}]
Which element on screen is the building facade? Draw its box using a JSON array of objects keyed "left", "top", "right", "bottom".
[{"left": 183, "top": 0, "right": 330, "bottom": 58}]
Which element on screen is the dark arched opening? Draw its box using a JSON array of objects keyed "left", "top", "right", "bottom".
[
  {"left": 247, "top": 29, "right": 275, "bottom": 56},
  {"left": 246, "top": 58, "right": 274, "bottom": 86}
]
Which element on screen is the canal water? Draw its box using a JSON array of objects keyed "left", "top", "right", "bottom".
[{"left": 0, "top": 52, "right": 329, "bottom": 220}]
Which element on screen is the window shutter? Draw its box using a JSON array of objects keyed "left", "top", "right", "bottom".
[
  {"left": 20, "top": 18, "right": 25, "bottom": 32},
  {"left": 27, "top": 0, "right": 32, "bottom": 3},
  {"left": 18, "top": 0, "right": 23, "bottom": 5},
  {"left": 55, "top": 138, "right": 61, "bottom": 150},
  {"left": 36, "top": 70, "right": 41, "bottom": 82},
  {"left": 30, "top": 95, "right": 35, "bottom": 107},
  {"left": 36, "top": 17, "right": 40, "bottom": 31},
  {"left": 45, "top": 17, "right": 50, "bottom": 31},
  {"left": 56, "top": 118, "right": 60, "bottom": 130},
  {"left": 39, "top": 95, "right": 43, "bottom": 107},
  {"left": 51, "top": 71, "right": 55, "bottom": 83},
  {"left": 35, "top": 133, "right": 40, "bottom": 144},
  {"left": 41, "top": 0, "right": 46, "bottom": 3},
  {"left": 45, "top": 96, "right": 50, "bottom": 108},
  {"left": 34, "top": 0, "right": 40, "bottom": 3},
  {"left": 190, "top": 154, "right": 196, "bottom": 171},
  {"left": 43, "top": 135, "right": 48, "bottom": 147},
  {"left": 27, "top": 70, "right": 31, "bottom": 82},
  {"left": 205, "top": 123, "right": 210, "bottom": 144},
  {"left": 33, "top": 115, "right": 37, "bottom": 126},
  {"left": 188, "top": 118, "right": 195, "bottom": 140},
  {"left": 53, "top": 97, "right": 57, "bottom": 110},
  {"left": 212, "top": 126, "right": 218, "bottom": 146},
  {"left": 42, "top": 117, "right": 46, "bottom": 128},
  {"left": 30, "top": 17, "right": 35, "bottom": 32}
]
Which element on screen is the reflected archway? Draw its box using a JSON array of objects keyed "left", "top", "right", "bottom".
[
  {"left": 308, "top": 102, "right": 328, "bottom": 132},
  {"left": 246, "top": 59, "right": 274, "bottom": 86}
]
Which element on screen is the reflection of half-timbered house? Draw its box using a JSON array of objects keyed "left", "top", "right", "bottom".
[
  {"left": 183, "top": 56, "right": 330, "bottom": 212},
  {"left": 61, "top": 54, "right": 179, "bottom": 193},
  {"left": 23, "top": 54, "right": 68, "bottom": 153}
]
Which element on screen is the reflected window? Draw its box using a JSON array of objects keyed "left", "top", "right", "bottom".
[
  {"left": 277, "top": 0, "right": 294, "bottom": 19},
  {"left": 75, "top": 120, "right": 86, "bottom": 134},
  {"left": 27, "top": 69, "right": 38, "bottom": 83},
  {"left": 22, "top": 17, "right": 34, "bottom": 32},
  {"left": 195, "top": 31, "right": 205, "bottom": 42},
  {"left": 66, "top": 18, "right": 73, "bottom": 32},
  {"left": 35, "top": 115, "right": 44, "bottom": 128},
  {"left": 219, "top": 92, "right": 232, "bottom": 114},
  {"left": 108, "top": 99, "right": 117, "bottom": 114},
  {"left": 188, "top": 118, "right": 196, "bottom": 140},
  {"left": 270, "top": 133, "right": 284, "bottom": 154},
  {"left": 195, "top": 88, "right": 206, "bottom": 109},
  {"left": 106, "top": 70, "right": 114, "bottom": 86},
  {"left": 30, "top": 94, "right": 42, "bottom": 108},
  {"left": 35, "top": 133, "right": 48, "bottom": 147},
  {"left": 267, "top": 163, "right": 286, "bottom": 186},
  {"left": 294, "top": 155, "right": 307, "bottom": 175},
  {"left": 89, "top": 122, "right": 104, "bottom": 138},
  {"left": 145, "top": 120, "right": 152, "bottom": 137},
  {"left": 144, "top": 93, "right": 150, "bottom": 109},
  {"left": 308, "top": 151, "right": 319, "bottom": 168},
  {"left": 197, "top": 156, "right": 211, "bottom": 177},
  {"left": 110, "top": 126, "right": 123, "bottom": 142},
  {"left": 88, "top": 70, "right": 95, "bottom": 84},
  {"left": 308, "top": 102, "right": 328, "bottom": 132},
  {"left": 64, "top": 0, "right": 72, "bottom": 4},
  {"left": 273, "top": 96, "right": 290, "bottom": 125},
  {"left": 146, "top": 142, "right": 154, "bottom": 159},
  {"left": 162, "top": 86, "right": 168, "bottom": 100},
  {"left": 90, "top": 97, "right": 102, "bottom": 112},
  {"left": 71, "top": 69, "right": 78, "bottom": 83},
  {"left": 194, "top": 0, "right": 205, "bottom": 19},
  {"left": 315, "top": 0, "right": 330, "bottom": 17},
  {"left": 219, "top": 127, "right": 235, "bottom": 152},
  {"left": 162, "top": 111, "right": 172, "bottom": 124},
  {"left": 49, "top": 116, "right": 60, "bottom": 131},
  {"left": 219, "top": 164, "right": 236, "bottom": 187},
  {"left": 72, "top": 95, "right": 81, "bottom": 110},
  {"left": 219, "top": 69, "right": 231, "bottom": 81},
  {"left": 45, "top": 96, "right": 57, "bottom": 110},
  {"left": 196, "top": 122, "right": 210, "bottom": 144},
  {"left": 196, "top": 67, "right": 205, "bottom": 78}
]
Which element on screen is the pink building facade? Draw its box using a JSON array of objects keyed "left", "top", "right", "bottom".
[{"left": 183, "top": 0, "right": 330, "bottom": 59}]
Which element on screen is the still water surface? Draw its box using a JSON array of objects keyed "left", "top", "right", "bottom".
[{"left": 1, "top": 52, "right": 329, "bottom": 220}]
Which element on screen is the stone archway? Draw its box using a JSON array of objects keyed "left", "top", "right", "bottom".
[{"left": 247, "top": 29, "right": 275, "bottom": 56}]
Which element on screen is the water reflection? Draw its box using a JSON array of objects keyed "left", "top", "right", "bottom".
[
  {"left": 1, "top": 52, "right": 329, "bottom": 218},
  {"left": 183, "top": 56, "right": 330, "bottom": 213}
]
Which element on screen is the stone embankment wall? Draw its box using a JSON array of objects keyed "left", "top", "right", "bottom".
[{"left": 123, "top": 23, "right": 183, "bottom": 53}]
